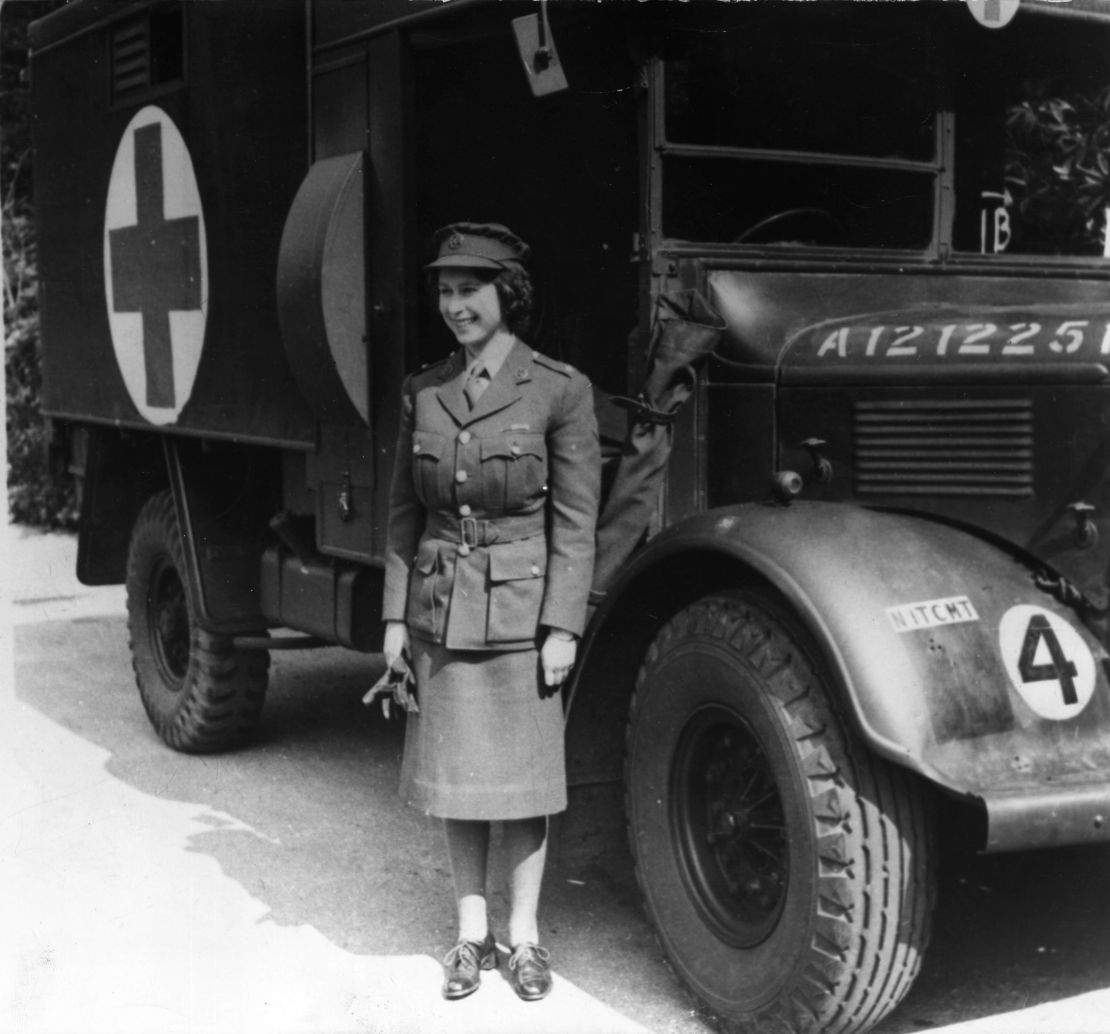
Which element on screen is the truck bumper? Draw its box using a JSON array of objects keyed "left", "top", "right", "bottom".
[{"left": 984, "top": 783, "right": 1110, "bottom": 852}]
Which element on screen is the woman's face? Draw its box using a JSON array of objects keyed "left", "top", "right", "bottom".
[{"left": 437, "top": 269, "right": 505, "bottom": 352}]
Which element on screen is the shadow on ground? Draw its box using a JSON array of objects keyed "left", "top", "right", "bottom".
[
  {"left": 14, "top": 616, "right": 688, "bottom": 1030},
  {"left": 880, "top": 839, "right": 1110, "bottom": 1031}
]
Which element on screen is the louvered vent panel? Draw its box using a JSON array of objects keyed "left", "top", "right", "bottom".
[
  {"left": 854, "top": 398, "right": 1033, "bottom": 497},
  {"left": 111, "top": 21, "right": 151, "bottom": 99}
]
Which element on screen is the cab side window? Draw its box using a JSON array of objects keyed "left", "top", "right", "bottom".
[{"left": 659, "top": 6, "right": 939, "bottom": 251}]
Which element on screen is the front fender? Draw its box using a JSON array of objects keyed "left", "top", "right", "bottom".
[{"left": 580, "top": 501, "right": 1110, "bottom": 851}]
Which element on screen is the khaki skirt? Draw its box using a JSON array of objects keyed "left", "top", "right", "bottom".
[{"left": 399, "top": 638, "right": 567, "bottom": 820}]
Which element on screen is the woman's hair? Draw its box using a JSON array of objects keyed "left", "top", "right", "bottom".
[
  {"left": 430, "top": 265, "right": 535, "bottom": 338},
  {"left": 491, "top": 265, "right": 534, "bottom": 338}
]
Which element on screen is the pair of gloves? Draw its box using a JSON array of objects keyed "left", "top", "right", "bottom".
[
  {"left": 362, "top": 657, "right": 419, "bottom": 719},
  {"left": 364, "top": 622, "right": 579, "bottom": 718}
]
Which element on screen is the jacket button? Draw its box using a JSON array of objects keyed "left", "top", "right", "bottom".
[
  {"left": 458, "top": 430, "right": 471, "bottom": 444},
  {"left": 510, "top": 444, "right": 521, "bottom": 456},
  {"left": 458, "top": 542, "right": 471, "bottom": 556},
  {"left": 458, "top": 504, "right": 472, "bottom": 517},
  {"left": 413, "top": 443, "right": 421, "bottom": 454},
  {"left": 455, "top": 470, "right": 468, "bottom": 483},
  {"left": 530, "top": 564, "right": 541, "bottom": 576}
]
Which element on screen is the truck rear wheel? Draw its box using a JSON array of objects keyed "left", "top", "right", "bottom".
[
  {"left": 126, "top": 491, "right": 270, "bottom": 752},
  {"left": 626, "top": 590, "right": 934, "bottom": 1034}
]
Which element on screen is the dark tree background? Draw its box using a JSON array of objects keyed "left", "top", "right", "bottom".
[{"left": 3, "top": 0, "right": 73, "bottom": 528}]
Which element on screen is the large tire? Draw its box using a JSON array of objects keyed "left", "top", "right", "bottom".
[
  {"left": 126, "top": 490, "right": 270, "bottom": 752},
  {"left": 626, "top": 590, "right": 934, "bottom": 1034}
]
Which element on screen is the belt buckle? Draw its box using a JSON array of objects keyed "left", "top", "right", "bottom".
[{"left": 460, "top": 516, "right": 479, "bottom": 549}]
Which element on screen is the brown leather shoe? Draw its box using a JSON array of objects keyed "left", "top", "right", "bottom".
[
  {"left": 442, "top": 933, "right": 498, "bottom": 1000},
  {"left": 508, "top": 942, "right": 552, "bottom": 1001}
]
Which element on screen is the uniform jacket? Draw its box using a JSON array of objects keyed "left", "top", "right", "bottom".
[{"left": 382, "top": 340, "right": 601, "bottom": 651}]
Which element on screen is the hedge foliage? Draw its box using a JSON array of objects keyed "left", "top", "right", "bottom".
[
  {"left": 1006, "top": 85, "right": 1110, "bottom": 256},
  {"left": 3, "top": 0, "right": 75, "bottom": 528}
]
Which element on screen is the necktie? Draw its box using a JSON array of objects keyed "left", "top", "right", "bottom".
[{"left": 464, "top": 364, "right": 489, "bottom": 409}]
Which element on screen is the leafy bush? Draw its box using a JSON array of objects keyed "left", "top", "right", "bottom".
[
  {"left": 1006, "top": 85, "right": 1110, "bottom": 256},
  {"left": 2, "top": 0, "right": 76, "bottom": 528}
]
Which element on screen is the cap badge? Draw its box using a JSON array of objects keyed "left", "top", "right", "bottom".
[{"left": 447, "top": 233, "right": 463, "bottom": 251}]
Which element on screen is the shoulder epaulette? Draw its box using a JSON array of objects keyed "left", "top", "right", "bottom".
[
  {"left": 531, "top": 350, "right": 575, "bottom": 377},
  {"left": 402, "top": 355, "right": 452, "bottom": 395},
  {"left": 410, "top": 353, "right": 460, "bottom": 386},
  {"left": 419, "top": 354, "right": 453, "bottom": 374}
]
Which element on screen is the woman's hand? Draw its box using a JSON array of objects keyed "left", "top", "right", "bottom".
[
  {"left": 541, "top": 630, "right": 578, "bottom": 688},
  {"left": 383, "top": 620, "right": 411, "bottom": 671}
]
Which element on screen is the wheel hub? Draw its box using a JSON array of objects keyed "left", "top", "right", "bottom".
[
  {"left": 149, "top": 558, "right": 190, "bottom": 689},
  {"left": 672, "top": 706, "right": 788, "bottom": 947}
]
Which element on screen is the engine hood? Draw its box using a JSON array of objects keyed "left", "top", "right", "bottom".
[{"left": 705, "top": 267, "right": 1110, "bottom": 387}]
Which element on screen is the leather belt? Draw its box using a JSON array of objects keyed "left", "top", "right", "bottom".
[{"left": 426, "top": 510, "right": 545, "bottom": 548}]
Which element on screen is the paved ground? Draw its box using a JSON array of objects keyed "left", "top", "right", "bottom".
[
  {"left": 1, "top": 526, "right": 693, "bottom": 1034},
  {"left": 4, "top": 525, "right": 1110, "bottom": 1034},
  {"left": 5, "top": 524, "right": 126, "bottom": 628}
]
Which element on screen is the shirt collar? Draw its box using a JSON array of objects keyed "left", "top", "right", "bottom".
[{"left": 464, "top": 334, "right": 517, "bottom": 380}]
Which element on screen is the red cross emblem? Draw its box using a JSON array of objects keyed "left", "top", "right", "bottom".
[{"left": 104, "top": 106, "right": 208, "bottom": 425}]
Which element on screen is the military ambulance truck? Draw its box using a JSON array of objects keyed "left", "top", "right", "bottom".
[{"left": 28, "top": 1, "right": 1110, "bottom": 1031}]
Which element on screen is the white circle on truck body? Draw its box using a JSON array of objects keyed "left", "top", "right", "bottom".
[
  {"left": 966, "top": 0, "right": 1020, "bottom": 29},
  {"left": 999, "top": 604, "right": 1097, "bottom": 721},
  {"left": 103, "top": 105, "right": 208, "bottom": 426}
]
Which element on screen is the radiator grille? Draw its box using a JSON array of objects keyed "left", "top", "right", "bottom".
[
  {"left": 111, "top": 21, "right": 151, "bottom": 99},
  {"left": 853, "top": 398, "right": 1033, "bottom": 497}
]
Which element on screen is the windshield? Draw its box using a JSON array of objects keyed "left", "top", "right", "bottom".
[{"left": 659, "top": 3, "right": 1110, "bottom": 259}]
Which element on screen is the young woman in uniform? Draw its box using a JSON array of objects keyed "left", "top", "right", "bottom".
[{"left": 381, "top": 222, "right": 601, "bottom": 1001}]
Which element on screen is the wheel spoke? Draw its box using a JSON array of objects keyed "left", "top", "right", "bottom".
[
  {"left": 744, "top": 836, "right": 785, "bottom": 865},
  {"left": 737, "top": 790, "right": 779, "bottom": 815},
  {"left": 747, "top": 820, "right": 787, "bottom": 833}
]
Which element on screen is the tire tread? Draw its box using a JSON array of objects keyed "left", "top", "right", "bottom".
[
  {"left": 625, "top": 592, "right": 935, "bottom": 1034},
  {"left": 127, "top": 491, "right": 270, "bottom": 753}
]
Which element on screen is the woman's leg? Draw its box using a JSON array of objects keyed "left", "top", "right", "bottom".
[
  {"left": 503, "top": 816, "right": 553, "bottom": 1000},
  {"left": 443, "top": 818, "right": 491, "bottom": 941},
  {"left": 503, "top": 815, "right": 548, "bottom": 946}
]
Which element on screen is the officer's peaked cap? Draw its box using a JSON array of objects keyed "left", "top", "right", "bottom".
[{"left": 425, "top": 222, "right": 531, "bottom": 271}]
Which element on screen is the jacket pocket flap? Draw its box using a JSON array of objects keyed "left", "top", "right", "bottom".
[
  {"left": 412, "top": 430, "right": 446, "bottom": 459},
  {"left": 414, "top": 539, "right": 439, "bottom": 575},
  {"left": 488, "top": 538, "right": 547, "bottom": 582},
  {"left": 480, "top": 433, "right": 544, "bottom": 461}
]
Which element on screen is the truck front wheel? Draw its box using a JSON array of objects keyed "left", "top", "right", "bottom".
[
  {"left": 126, "top": 490, "right": 270, "bottom": 752},
  {"left": 626, "top": 590, "right": 934, "bottom": 1034}
]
